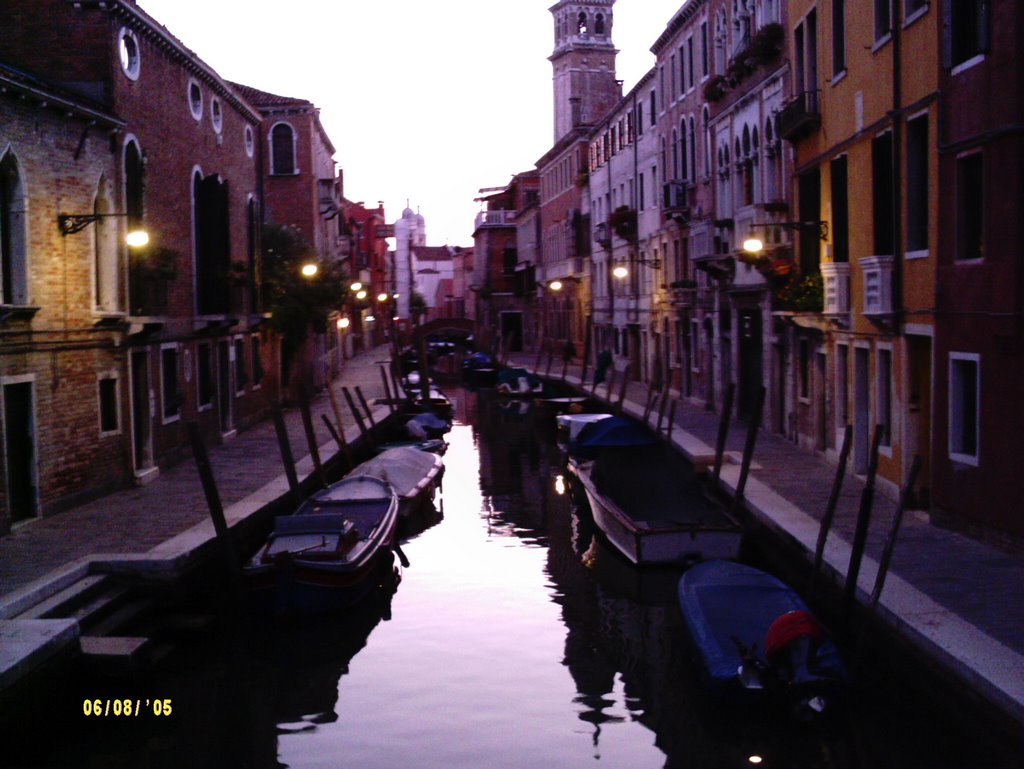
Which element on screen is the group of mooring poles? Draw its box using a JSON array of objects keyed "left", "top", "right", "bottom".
[{"left": 186, "top": 367, "right": 398, "bottom": 589}]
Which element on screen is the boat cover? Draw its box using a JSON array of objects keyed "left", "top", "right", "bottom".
[
  {"left": 567, "top": 415, "right": 658, "bottom": 459},
  {"left": 678, "top": 560, "right": 844, "bottom": 699},
  {"left": 348, "top": 447, "right": 442, "bottom": 500}
]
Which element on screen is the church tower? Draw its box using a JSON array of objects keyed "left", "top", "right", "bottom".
[{"left": 549, "top": 1, "right": 620, "bottom": 143}]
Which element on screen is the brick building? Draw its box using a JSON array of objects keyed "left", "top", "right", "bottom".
[{"left": 1, "top": 0, "right": 268, "bottom": 531}]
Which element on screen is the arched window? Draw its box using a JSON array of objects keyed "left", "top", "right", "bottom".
[
  {"left": 672, "top": 129, "right": 680, "bottom": 180},
  {"left": 689, "top": 116, "right": 697, "bottom": 183},
  {"left": 679, "top": 121, "right": 687, "bottom": 181},
  {"left": 0, "top": 149, "right": 28, "bottom": 305},
  {"left": 577, "top": 12, "right": 588, "bottom": 34},
  {"left": 271, "top": 123, "right": 296, "bottom": 175},
  {"left": 703, "top": 112, "right": 710, "bottom": 179},
  {"left": 595, "top": 13, "right": 605, "bottom": 35}
]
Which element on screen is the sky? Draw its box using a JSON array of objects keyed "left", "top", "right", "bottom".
[{"left": 137, "top": 0, "right": 686, "bottom": 247}]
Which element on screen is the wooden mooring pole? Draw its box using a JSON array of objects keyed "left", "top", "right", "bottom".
[
  {"left": 615, "top": 365, "right": 631, "bottom": 414},
  {"left": 355, "top": 386, "right": 376, "bottom": 429},
  {"left": 341, "top": 386, "right": 369, "bottom": 440},
  {"left": 271, "top": 403, "right": 300, "bottom": 506},
  {"left": 186, "top": 421, "right": 241, "bottom": 587},
  {"left": 843, "top": 424, "right": 886, "bottom": 608},
  {"left": 379, "top": 364, "right": 396, "bottom": 413},
  {"left": 298, "top": 396, "right": 326, "bottom": 488},
  {"left": 729, "top": 387, "right": 766, "bottom": 517},
  {"left": 810, "top": 424, "right": 853, "bottom": 593},
  {"left": 712, "top": 383, "right": 736, "bottom": 483}
]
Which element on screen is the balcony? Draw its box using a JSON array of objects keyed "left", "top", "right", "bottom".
[
  {"left": 820, "top": 262, "right": 851, "bottom": 322},
  {"left": 474, "top": 209, "right": 516, "bottom": 229},
  {"left": 777, "top": 91, "right": 821, "bottom": 142},
  {"left": 860, "top": 255, "right": 894, "bottom": 318},
  {"left": 594, "top": 222, "right": 611, "bottom": 248},
  {"left": 663, "top": 181, "right": 691, "bottom": 223}
]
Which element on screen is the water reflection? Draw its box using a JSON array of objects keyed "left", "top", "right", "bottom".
[{"left": 8, "top": 387, "right": 1015, "bottom": 768}]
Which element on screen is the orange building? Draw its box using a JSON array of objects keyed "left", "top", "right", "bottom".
[{"left": 781, "top": 0, "right": 940, "bottom": 505}]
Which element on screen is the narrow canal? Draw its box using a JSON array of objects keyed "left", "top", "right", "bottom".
[{"left": 7, "top": 388, "right": 1017, "bottom": 768}]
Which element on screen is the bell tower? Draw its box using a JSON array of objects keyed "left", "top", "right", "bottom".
[{"left": 549, "top": 1, "right": 620, "bottom": 143}]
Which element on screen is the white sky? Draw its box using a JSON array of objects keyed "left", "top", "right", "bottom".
[{"left": 137, "top": 0, "right": 684, "bottom": 246}]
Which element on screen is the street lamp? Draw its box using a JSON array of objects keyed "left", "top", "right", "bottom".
[
  {"left": 742, "top": 220, "right": 829, "bottom": 254},
  {"left": 57, "top": 212, "right": 149, "bottom": 246},
  {"left": 351, "top": 281, "right": 363, "bottom": 292},
  {"left": 611, "top": 256, "right": 660, "bottom": 279},
  {"left": 300, "top": 262, "right": 318, "bottom": 278},
  {"left": 549, "top": 280, "right": 563, "bottom": 292},
  {"left": 377, "top": 292, "right": 389, "bottom": 302}
]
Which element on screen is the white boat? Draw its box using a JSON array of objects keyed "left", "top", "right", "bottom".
[{"left": 347, "top": 446, "right": 444, "bottom": 518}]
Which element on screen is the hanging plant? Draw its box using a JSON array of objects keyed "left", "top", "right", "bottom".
[{"left": 776, "top": 272, "right": 824, "bottom": 312}]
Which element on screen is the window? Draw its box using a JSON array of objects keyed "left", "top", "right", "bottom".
[
  {"left": 197, "top": 342, "right": 213, "bottom": 408},
  {"left": 1, "top": 150, "right": 28, "bottom": 306},
  {"left": 947, "top": 0, "right": 989, "bottom": 68},
  {"left": 98, "top": 376, "right": 120, "bottom": 435},
  {"left": 188, "top": 79, "right": 203, "bottom": 121},
  {"left": 649, "top": 90, "right": 656, "bottom": 125},
  {"left": 636, "top": 103, "right": 644, "bottom": 136},
  {"left": 271, "top": 123, "right": 296, "bottom": 175},
  {"left": 872, "top": 132, "right": 894, "bottom": 255},
  {"left": 639, "top": 172, "right": 645, "bottom": 210},
  {"left": 161, "top": 344, "right": 181, "bottom": 422},
  {"left": 906, "top": 115, "right": 929, "bottom": 253},
  {"left": 874, "top": 0, "right": 892, "bottom": 41},
  {"left": 701, "top": 22, "right": 709, "bottom": 78},
  {"left": 830, "top": 155, "right": 850, "bottom": 262},
  {"left": 687, "top": 37, "right": 695, "bottom": 90},
  {"left": 244, "top": 125, "right": 254, "bottom": 157},
  {"left": 949, "top": 353, "right": 980, "bottom": 463},
  {"left": 877, "top": 348, "right": 892, "bottom": 447},
  {"left": 832, "top": 0, "right": 846, "bottom": 75},
  {"left": 211, "top": 97, "right": 223, "bottom": 133},
  {"left": 956, "top": 152, "right": 983, "bottom": 260},
  {"left": 906, "top": 0, "right": 928, "bottom": 19},
  {"left": 118, "top": 28, "right": 140, "bottom": 80}
]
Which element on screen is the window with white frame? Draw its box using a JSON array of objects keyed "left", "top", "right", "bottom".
[
  {"left": 874, "top": 0, "right": 892, "bottom": 42},
  {"left": 210, "top": 97, "right": 223, "bottom": 134},
  {"left": 188, "top": 79, "right": 203, "bottom": 121},
  {"left": 947, "top": 0, "right": 988, "bottom": 69},
  {"left": 118, "top": 28, "right": 141, "bottom": 80},
  {"left": 905, "top": 114, "right": 929, "bottom": 254},
  {"left": 949, "top": 353, "right": 979, "bottom": 463},
  {"left": 271, "top": 123, "right": 297, "bottom": 175},
  {"left": 93, "top": 177, "right": 121, "bottom": 313},
  {"left": 98, "top": 375, "right": 120, "bottom": 436}
]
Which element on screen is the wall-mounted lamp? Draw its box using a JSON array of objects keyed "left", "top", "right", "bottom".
[
  {"left": 57, "top": 212, "right": 149, "bottom": 246},
  {"left": 300, "top": 262, "right": 319, "bottom": 278},
  {"left": 337, "top": 317, "right": 350, "bottom": 329},
  {"left": 377, "top": 292, "right": 389, "bottom": 302},
  {"left": 742, "top": 220, "right": 828, "bottom": 254},
  {"left": 356, "top": 290, "right": 367, "bottom": 300},
  {"left": 351, "top": 281, "right": 363, "bottom": 292},
  {"left": 549, "top": 280, "right": 563, "bottom": 292},
  {"left": 612, "top": 257, "right": 661, "bottom": 279}
]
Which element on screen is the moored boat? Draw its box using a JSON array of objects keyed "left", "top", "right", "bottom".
[
  {"left": 677, "top": 559, "right": 848, "bottom": 719},
  {"left": 245, "top": 476, "right": 399, "bottom": 615},
  {"left": 347, "top": 446, "right": 444, "bottom": 518},
  {"left": 495, "top": 366, "right": 544, "bottom": 397},
  {"left": 566, "top": 417, "right": 742, "bottom": 565}
]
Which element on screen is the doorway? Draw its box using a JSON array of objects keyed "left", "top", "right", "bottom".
[
  {"left": 3, "top": 380, "right": 38, "bottom": 522},
  {"left": 737, "top": 307, "right": 762, "bottom": 422},
  {"left": 854, "top": 346, "right": 870, "bottom": 474},
  {"left": 130, "top": 350, "right": 153, "bottom": 472},
  {"left": 500, "top": 312, "right": 524, "bottom": 353},
  {"left": 218, "top": 339, "right": 233, "bottom": 434}
]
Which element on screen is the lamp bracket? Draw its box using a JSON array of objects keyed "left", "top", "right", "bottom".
[
  {"left": 58, "top": 212, "right": 131, "bottom": 236},
  {"left": 751, "top": 220, "right": 829, "bottom": 241}
]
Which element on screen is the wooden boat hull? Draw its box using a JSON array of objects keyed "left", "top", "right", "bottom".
[
  {"left": 245, "top": 476, "right": 399, "bottom": 615},
  {"left": 568, "top": 444, "right": 742, "bottom": 566}
]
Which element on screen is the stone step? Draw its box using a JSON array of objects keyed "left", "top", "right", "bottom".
[
  {"left": 13, "top": 575, "right": 111, "bottom": 621},
  {"left": 79, "top": 636, "right": 151, "bottom": 677}
]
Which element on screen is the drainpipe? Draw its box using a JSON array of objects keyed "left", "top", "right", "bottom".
[{"left": 891, "top": 5, "right": 904, "bottom": 336}]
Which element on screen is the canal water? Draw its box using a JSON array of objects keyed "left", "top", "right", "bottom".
[{"left": 7, "top": 388, "right": 1016, "bottom": 768}]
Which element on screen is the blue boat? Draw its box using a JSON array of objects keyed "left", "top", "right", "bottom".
[
  {"left": 565, "top": 414, "right": 658, "bottom": 460},
  {"left": 495, "top": 366, "right": 544, "bottom": 397},
  {"left": 678, "top": 560, "right": 848, "bottom": 719}
]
